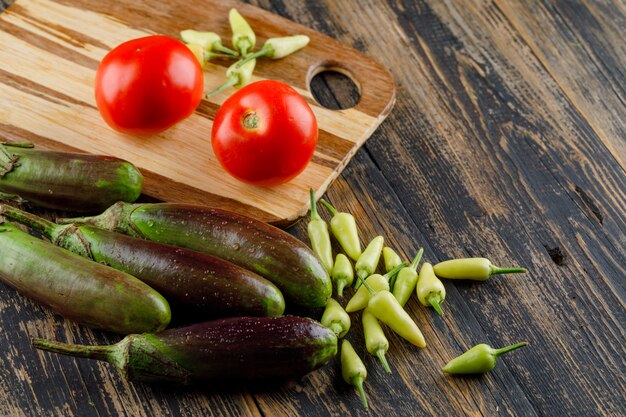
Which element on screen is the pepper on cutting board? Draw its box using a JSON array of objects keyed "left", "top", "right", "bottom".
[
  {"left": 321, "top": 298, "right": 350, "bottom": 338},
  {"left": 362, "top": 307, "right": 391, "bottom": 373},
  {"left": 416, "top": 262, "right": 446, "bottom": 315},
  {"left": 443, "top": 342, "right": 528, "bottom": 374},
  {"left": 433, "top": 258, "right": 526, "bottom": 281},
  {"left": 229, "top": 8, "right": 256, "bottom": 56},
  {"left": 354, "top": 236, "right": 384, "bottom": 289},
  {"left": 341, "top": 340, "right": 368, "bottom": 409},
  {"left": 180, "top": 29, "right": 238, "bottom": 57},
  {"left": 391, "top": 248, "right": 423, "bottom": 303},
  {"left": 308, "top": 189, "right": 333, "bottom": 273},
  {"left": 207, "top": 58, "right": 256, "bottom": 97},
  {"left": 236, "top": 35, "right": 310, "bottom": 67},
  {"left": 345, "top": 263, "right": 406, "bottom": 313},
  {"left": 319, "top": 199, "right": 362, "bottom": 262},
  {"left": 331, "top": 254, "right": 353, "bottom": 297}
]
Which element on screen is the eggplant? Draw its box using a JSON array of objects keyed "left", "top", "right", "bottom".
[
  {"left": 61, "top": 202, "right": 332, "bottom": 308},
  {"left": 0, "top": 141, "right": 142, "bottom": 212},
  {"left": 32, "top": 316, "right": 338, "bottom": 383},
  {"left": 0, "top": 205, "right": 285, "bottom": 320},
  {"left": 0, "top": 220, "right": 170, "bottom": 334}
]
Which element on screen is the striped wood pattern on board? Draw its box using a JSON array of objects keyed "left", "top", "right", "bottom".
[{"left": 0, "top": 0, "right": 396, "bottom": 224}]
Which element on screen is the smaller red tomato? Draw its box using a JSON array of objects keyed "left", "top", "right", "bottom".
[
  {"left": 211, "top": 80, "right": 318, "bottom": 186},
  {"left": 95, "top": 35, "right": 204, "bottom": 135}
]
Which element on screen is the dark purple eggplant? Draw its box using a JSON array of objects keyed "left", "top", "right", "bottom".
[
  {"left": 0, "top": 220, "right": 170, "bottom": 334},
  {"left": 32, "top": 316, "right": 338, "bottom": 383},
  {"left": 61, "top": 202, "right": 332, "bottom": 308},
  {"left": 0, "top": 141, "right": 142, "bottom": 212},
  {"left": 0, "top": 205, "right": 285, "bottom": 320}
]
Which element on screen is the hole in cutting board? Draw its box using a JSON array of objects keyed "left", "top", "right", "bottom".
[{"left": 308, "top": 67, "right": 361, "bottom": 110}]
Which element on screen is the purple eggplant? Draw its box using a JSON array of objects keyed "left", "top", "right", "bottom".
[{"left": 33, "top": 316, "right": 338, "bottom": 383}]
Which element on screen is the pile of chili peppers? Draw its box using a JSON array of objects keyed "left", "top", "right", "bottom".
[
  {"left": 309, "top": 189, "right": 528, "bottom": 409},
  {"left": 180, "top": 9, "right": 310, "bottom": 97}
]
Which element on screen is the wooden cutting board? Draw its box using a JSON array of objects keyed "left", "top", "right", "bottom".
[{"left": 0, "top": 0, "right": 395, "bottom": 225}]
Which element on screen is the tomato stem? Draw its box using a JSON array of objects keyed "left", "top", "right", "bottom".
[{"left": 242, "top": 111, "right": 260, "bottom": 130}]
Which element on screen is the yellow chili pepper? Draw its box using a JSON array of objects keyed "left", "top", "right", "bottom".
[
  {"left": 433, "top": 258, "right": 526, "bottom": 281},
  {"left": 367, "top": 290, "right": 426, "bottom": 348},
  {"left": 307, "top": 189, "right": 333, "bottom": 273},
  {"left": 392, "top": 248, "right": 423, "bottom": 306},
  {"left": 206, "top": 59, "right": 256, "bottom": 97},
  {"left": 331, "top": 253, "right": 353, "bottom": 297},
  {"left": 321, "top": 298, "right": 350, "bottom": 338},
  {"left": 319, "top": 199, "right": 362, "bottom": 261},
  {"left": 180, "top": 29, "right": 239, "bottom": 57},
  {"left": 236, "top": 35, "right": 310, "bottom": 68},
  {"left": 341, "top": 340, "right": 368, "bottom": 409},
  {"left": 362, "top": 307, "right": 391, "bottom": 373},
  {"left": 345, "top": 263, "right": 405, "bottom": 313},
  {"left": 354, "top": 236, "right": 384, "bottom": 289},
  {"left": 416, "top": 262, "right": 446, "bottom": 315},
  {"left": 229, "top": 9, "right": 256, "bottom": 57},
  {"left": 383, "top": 247, "right": 403, "bottom": 273}
]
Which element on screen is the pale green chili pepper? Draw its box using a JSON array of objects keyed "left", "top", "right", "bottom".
[
  {"left": 180, "top": 29, "right": 238, "bottom": 57},
  {"left": 383, "top": 247, "right": 403, "bottom": 273},
  {"left": 345, "top": 263, "right": 405, "bottom": 312},
  {"left": 229, "top": 9, "right": 256, "bottom": 56},
  {"left": 206, "top": 59, "right": 256, "bottom": 97},
  {"left": 307, "top": 189, "right": 333, "bottom": 273},
  {"left": 341, "top": 340, "right": 368, "bottom": 409},
  {"left": 319, "top": 199, "right": 361, "bottom": 261},
  {"left": 362, "top": 307, "right": 391, "bottom": 373},
  {"left": 321, "top": 298, "right": 350, "bottom": 338},
  {"left": 331, "top": 254, "right": 353, "bottom": 297},
  {"left": 367, "top": 290, "right": 426, "bottom": 348},
  {"left": 433, "top": 258, "right": 526, "bottom": 281},
  {"left": 392, "top": 248, "right": 423, "bottom": 306},
  {"left": 236, "top": 35, "right": 310, "bottom": 67},
  {"left": 443, "top": 342, "right": 528, "bottom": 374},
  {"left": 354, "top": 236, "right": 384, "bottom": 289},
  {"left": 416, "top": 262, "right": 446, "bottom": 315}
]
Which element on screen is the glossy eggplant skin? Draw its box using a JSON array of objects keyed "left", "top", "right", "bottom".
[
  {"left": 142, "top": 316, "right": 337, "bottom": 381},
  {"left": 66, "top": 202, "right": 332, "bottom": 308},
  {"left": 0, "top": 222, "right": 170, "bottom": 334},
  {"left": 73, "top": 226, "right": 285, "bottom": 319},
  {"left": 0, "top": 145, "right": 143, "bottom": 212}
]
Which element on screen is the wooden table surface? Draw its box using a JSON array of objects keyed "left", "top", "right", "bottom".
[{"left": 1, "top": 0, "right": 624, "bottom": 416}]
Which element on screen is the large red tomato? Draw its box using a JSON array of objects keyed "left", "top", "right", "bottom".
[
  {"left": 211, "top": 80, "right": 318, "bottom": 186},
  {"left": 95, "top": 35, "right": 204, "bottom": 135}
]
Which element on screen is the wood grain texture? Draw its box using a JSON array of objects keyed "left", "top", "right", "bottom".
[
  {"left": 0, "top": 0, "right": 396, "bottom": 225},
  {"left": 1, "top": 0, "right": 625, "bottom": 416}
]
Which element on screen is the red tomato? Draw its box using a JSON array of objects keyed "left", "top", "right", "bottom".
[
  {"left": 95, "top": 35, "right": 204, "bottom": 135},
  {"left": 211, "top": 80, "right": 318, "bottom": 186}
]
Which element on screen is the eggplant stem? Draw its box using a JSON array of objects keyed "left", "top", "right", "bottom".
[
  {"left": 32, "top": 338, "right": 116, "bottom": 363},
  {"left": 0, "top": 204, "right": 58, "bottom": 237}
]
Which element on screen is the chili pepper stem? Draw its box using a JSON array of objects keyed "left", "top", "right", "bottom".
[
  {"left": 236, "top": 45, "right": 273, "bottom": 67},
  {"left": 352, "top": 376, "right": 368, "bottom": 409},
  {"left": 493, "top": 342, "right": 528, "bottom": 357},
  {"left": 337, "top": 280, "right": 346, "bottom": 297},
  {"left": 309, "top": 188, "right": 321, "bottom": 221},
  {"left": 329, "top": 323, "right": 343, "bottom": 337},
  {"left": 490, "top": 266, "right": 527, "bottom": 275},
  {"left": 207, "top": 76, "right": 238, "bottom": 98},
  {"left": 0, "top": 191, "right": 25, "bottom": 204},
  {"left": 410, "top": 248, "right": 424, "bottom": 270},
  {"left": 387, "top": 261, "right": 408, "bottom": 290},
  {"left": 360, "top": 276, "right": 375, "bottom": 295},
  {"left": 212, "top": 43, "right": 239, "bottom": 57},
  {"left": 427, "top": 293, "right": 444, "bottom": 315},
  {"left": 376, "top": 349, "right": 391, "bottom": 374},
  {"left": 319, "top": 199, "right": 338, "bottom": 216}
]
